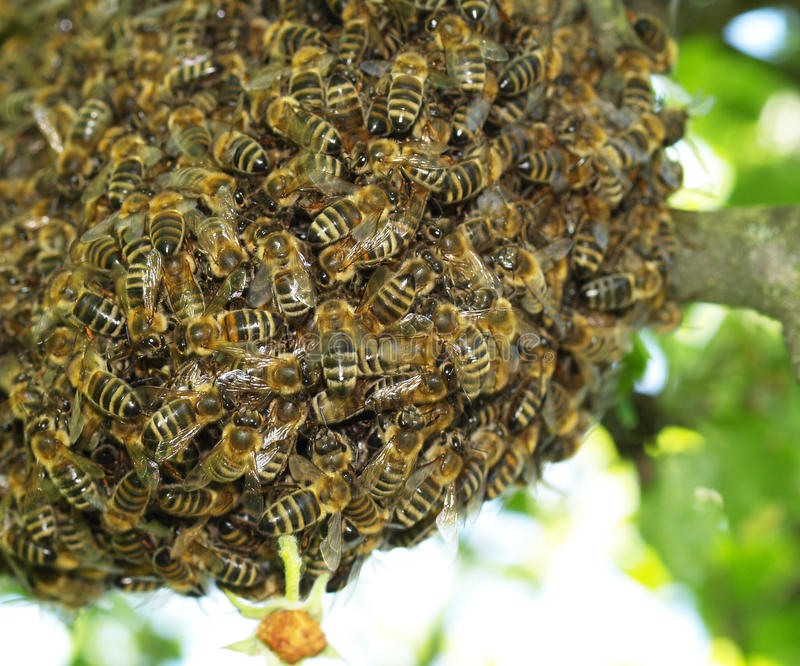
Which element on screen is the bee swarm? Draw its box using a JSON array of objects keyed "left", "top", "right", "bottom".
[{"left": 0, "top": 0, "right": 682, "bottom": 605}]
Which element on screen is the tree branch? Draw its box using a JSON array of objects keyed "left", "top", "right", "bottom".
[{"left": 670, "top": 206, "right": 800, "bottom": 379}]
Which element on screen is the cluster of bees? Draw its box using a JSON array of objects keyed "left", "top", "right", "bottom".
[{"left": 0, "top": 0, "right": 683, "bottom": 607}]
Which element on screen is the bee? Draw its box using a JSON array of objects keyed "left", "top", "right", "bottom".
[
  {"left": 498, "top": 49, "right": 562, "bottom": 96},
  {"left": 162, "top": 54, "right": 221, "bottom": 96},
  {"left": 318, "top": 184, "right": 427, "bottom": 283},
  {"left": 262, "top": 20, "right": 327, "bottom": 60},
  {"left": 258, "top": 454, "right": 352, "bottom": 571},
  {"left": 326, "top": 68, "right": 366, "bottom": 149},
  {"left": 185, "top": 209, "right": 248, "bottom": 278},
  {"left": 580, "top": 265, "right": 663, "bottom": 311},
  {"left": 570, "top": 198, "right": 611, "bottom": 277},
  {"left": 430, "top": 13, "right": 508, "bottom": 93},
  {"left": 393, "top": 438, "right": 463, "bottom": 530},
  {"left": 255, "top": 230, "right": 317, "bottom": 322},
  {"left": 457, "top": 424, "right": 505, "bottom": 514},
  {"left": 216, "top": 352, "right": 311, "bottom": 404},
  {"left": 192, "top": 540, "right": 266, "bottom": 588},
  {"left": 103, "top": 470, "right": 151, "bottom": 534},
  {"left": 484, "top": 423, "right": 539, "bottom": 500},
  {"left": 57, "top": 94, "right": 113, "bottom": 176},
  {"left": 365, "top": 365, "right": 455, "bottom": 413},
  {"left": 120, "top": 235, "right": 166, "bottom": 345},
  {"left": 431, "top": 303, "right": 492, "bottom": 400},
  {"left": 162, "top": 252, "right": 205, "bottom": 323},
  {"left": 75, "top": 234, "right": 124, "bottom": 271},
  {"left": 27, "top": 416, "right": 105, "bottom": 512},
  {"left": 387, "top": 50, "right": 428, "bottom": 133},
  {"left": 68, "top": 351, "right": 142, "bottom": 420},
  {"left": 620, "top": 69, "right": 654, "bottom": 115},
  {"left": 434, "top": 143, "right": 504, "bottom": 203},
  {"left": 1, "top": 523, "right": 62, "bottom": 570},
  {"left": 601, "top": 112, "right": 665, "bottom": 170},
  {"left": 311, "top": 387, "right": 366, "bottom": 425},
  {"left": 505, "top": 348, "right": 556, "bottom": 433},
  {"left": 148, "top": 190, "right": 188, "bottom": 257},
  {"left": 352, "top": 138, "right": 447, "bottom": 190},
  {"left": 165, "top": 166, "right": 238, "bottom": 204},
  {"left": 308, "top": 184, "right": 393, "bottom": 247},
  {"left": 46, "top": 269, "right": 127, "bottom": 338},
  {"left": 184, "top": 409, "right": 266, "bottom": 487},
  {"left": 266, "top": 96, "right": 342, "bottom": 153},
  {"left": 216, "top": 514, "right": 265, "bottom": 553},
  {"left": 593, "top": 152, "right": 628, "bottom": 208},
  {"left": 185, "top": 308, "right": 284, "bottom": 357},
  {"left": 141, "top": 385, "right": 225, "bottom": 462},
  {"left": 438, "top": 226, "right": 502, "bottom": 296},
  {"left": 107, "top": 134, "right": 161, "bottom": 210},
  {"left": 629, "top": 12, "right": 678, "bottom": 72},
  {"left": 211, "top": 128, "right": 270, "bottom": 174},
  {"left": 152, "top": 546, "right": 203, "bottom": 595},
  {"left": 366, "top": 90, "right": 391, "bottom": 136},
  {"left": 168, "top": 105, "right": 211, "bottom": 159},
  {"left": 357, "top": 256, "right": 439, "bottom": 333},
  {"left": 158, "top": 483, "right": 239, "bottom": 518},
  {"left": 253, "top": 397, "right": 307, "bottom": 485},
  {"left": 287, "top": 44, "right": 334, "bottom": 111},
  {"left": 262, "top": 152, "right": 348, "bottom": 207},
  {"left": 360, "top": 406, "right": 426, "bottom": 498},
  {"left": 490, "top": 240, "right": 571, "bottom": 328},
  {"left": 451, "top": 71, "right": 498, "bottom": 143},
  {"left": 337, "top": 0, "right": 370, "bottom": 65},
  {"left": 315, "top": 300, "right": 359, "bottom": 397},
  {"left": 4, "top": 460, "right": 58, "bottom": 544}
]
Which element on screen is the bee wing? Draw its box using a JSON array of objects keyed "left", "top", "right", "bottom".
[
  {"left": 244, "top": 63, "right": 291, "bottom": 90},
  {"left": 126, "top": 439, "right": 160, "bottom": 491},
  {"left": 478, "top": 38, "right": 509, "bottom": 62},
  {"left": 31, "top": 102, "right": 64, "bottom": 154},
  {"left": 67, "top": 448, "right": 106, "bottom": 481},
  {"left": 287, "top": 454, "right": 322, "bottom": 485},
  {"left": 204, "top": 261, "right": 250, "bottom": 315},
  {"left": 435, "top": 483, "right": 459, "bottom": 545},
  {"left": 245, "top": 264, "right": 273, "bottom": 308},
  {"left": 359, "top": 59, "right": 390, "bottom": 78},
  {"left": 139, "top": 249, "right": 163, "bottom": 317},
  {"left": 153, "top": 422, "right": 206, "bottom": 462},
  {"left": 358, "top": 439, "right": 394, "bottom": 492},
  {"left": 320, "top": 511, "right": 343, "bottom": 572},
  {"left": 183, "top": 449, "right": 223, "bottom": 490}
]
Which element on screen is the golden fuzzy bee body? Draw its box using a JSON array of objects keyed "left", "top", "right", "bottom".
[
  {"left": 168, "top": 105, "right": 211, "bottom": 159},
  {"left": 393, "top": 444, "right": 463, "bottom": 528},
  {"left": 266, "top": 95, "right": 342, "bottom": 153},
  {"left": 315, "top": 300, "right": 359, "bottom": 396},
  {"left": 103, "top": 471, "right": 151, "bottom": 533},
  {"left": 212, "top": 129, "right": 270, "bottom": 174},
  {"left": 256, "top": 230, "right": 317, "bottom": 322}
]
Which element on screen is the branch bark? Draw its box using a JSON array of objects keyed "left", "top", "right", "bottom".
[{"left": 670, "top": 206, "right": 800, "bottom": 379}]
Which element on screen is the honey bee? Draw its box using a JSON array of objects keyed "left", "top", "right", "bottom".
[
  {"left": 360, "top": 406, "right": 426, "bottom": 499},
  {"left": 311, "top": 387, "right": 366, "bottom": 425},
  {"left": 338, "top": 0, "right": 370, "bottom": 65},
  {"left": 107, "top": 134, "right": 161, "bottom": 210},
  {"left": 46, "top": 269, "right": 127, "bottom": 338},
  {"left": 102, "top": 471, "right": 151, "bottom": 534},
  {"left": 216, "top": 352, "right": 311, "bottom": 403},
  {"left": 366, "top": 89, "right": 391, "bottom": 136},
  {"left": 254, "top": 230, "right": 317, "bottom": 322},
  {"left": 315, "top": 300, "right": 359, "bottom": 397},
  {"left": 505, "top": 348, "right": 556, "bottom": 433},
  {"left": 152, "top": 546, "right": 203, "bottom": 595},
  {"left": 458, "top": 0, "right": 492, "bottom": 22},
  {"left": 431, "top": 303, "right": 492, "bottom": 400},
  {"left": 1, "top": 522, "right": 71, "bottom": 571},
  {"left": 162, "top": 54, "right": 221, "bottom": 96},
  {"left": 141, "top": 385, "right": 225, "bottom": 462},
  {"left": 262, "top": 20, "right": 327, "bottom": 60},
  {"left": 168, "top": 105, "right": 211, "bottom": 159},
  {"left": 386, "top": 50, "right": 428, "bottom": 133},
  {"left": 148, "top": 190, "right": 189, "bottom": 257},
  {"left": 27, "top": 416, "right": 105, "bottom": 512},
  {"left": 561, "top": 310, "right": 631, "bottom": 367},
  {"left": 185, "top": 210, "right": 247, "bottom": 279},
  {"left": 357, "top": 256, "right": 439, "bottom": 333},
  {"left": 620, "top": 69, "right": 654, "bottom": 115},
  {"left": 308, "top": 184, "right": 393, "bottom": 247},
  {"left": 266, "top": 96, "right": 342, "bottom": 153},
  {"left": 262, "top": 152, "right": 348, "bottom": 207},
  {"left": 498, "top": 48, "right": 562, "bottom": 96},
  {"left": 158, "top": 483, "right": 239, "bottom": 518},
  {"left": 484, "top": 423, "right": 539, "bottom": 499},
  {"left": 393, "top": 437, "right": 463, "bottom": 532},
  {"left": 119, "top": 235, "right": 166, "bottom": 345},
  {"left": 580, "top": 265, "right": 663, "bottom": 311},
  {"left": 602, "top": 112, "right": 665, "bottom": 170},
  {"left": 57, "top": 93, "right": 113, "bottom": 178},
  {"left": 258, "top": 454, "right": 352, "bottom": 571},
  {"left": 365, "top": 365, "right": 455, "bottom": 413},
  {"left": 4, "top": 459, "right": 58, "bottom": 544},
  {"left": 211, "top": 128, "right": 270, "bottom": 174},
  {"left": 288, "top": 44, "right": 334, "bottom": 111},
  {"left": 67, "top": 350, "right": 142, "bottom": 421},
  {"left": 326, "top": 68, "right": 366, "bottom": 149},
  {"left": 184, "top": 409, "right": 267, "bottom": 487},
  {"left": 252, "top": 397, "right": 307, "bottom": 485},
  {"left": 162, "top": 252, "right": 205, "bottom": 323},
  {"left": 438, "top": 226, "right": 502, "bottom": 296},
  {"left": 192, "top": 540, "right": 266, "bottom": 588},
  {"left": 570, "top": 198, "right": 611, "bottom": 277},
  {"left": 457, "top": 424, "right": 505, "bottom": 514},
  {"left": 434, "top": 143, "right": 504, "bottom": 203},
  {"left": 490, "top": 240, "right": 571, "bottom": 329},
  {"left": 352, "top": 138, "right": 447, "bottom": 190},
  {"left": 430, "top": 13, "right": 508, "bottom": 93},
  {"left": 451, "top": 71, "right": 498, "bottom": 143},
  {"left": 629, "top": 12, "right": 677, "bottom": 72}
]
